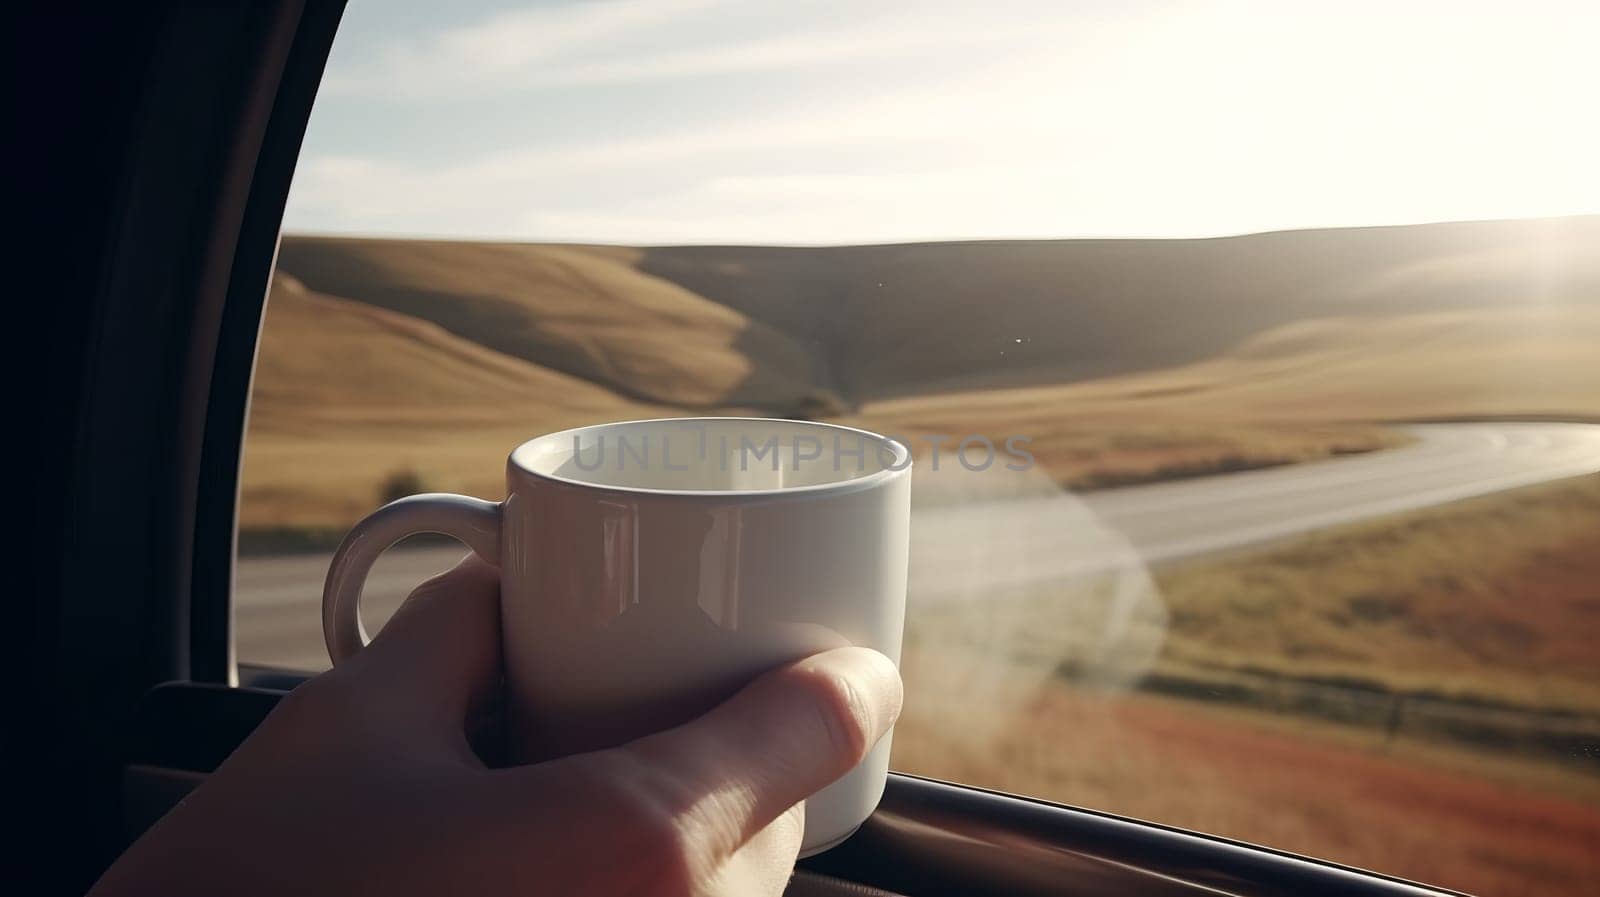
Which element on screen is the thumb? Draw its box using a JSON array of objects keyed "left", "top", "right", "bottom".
[{"left": 598, "top": 647, "right": 902, "bottom": 876}]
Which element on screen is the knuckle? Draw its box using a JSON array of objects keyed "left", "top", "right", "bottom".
[
  {"left": 271, "top": 666, "right": 388, "bottom": 741},
  {"left": 635, "top": 811, "right": 701, "bottom": 897},
  {"left": 789, "top": 664, "right": 872, "bottom": 763},
  {"left": 272, "top": 671, "right": 341, "bottom": 720},
  {"left": 588, "top": 755, "right": 707, "bottom": 896},
  {"left": 251, "top": 675, "right": 357, "bottom": 755}
]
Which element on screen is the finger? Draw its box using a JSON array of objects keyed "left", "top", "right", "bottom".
[
  {"left": 608, "top": 647, "right": 902, "bottom": 876},
  {"left": 347, "top": 553, "right": 502, "bottom": 726}
]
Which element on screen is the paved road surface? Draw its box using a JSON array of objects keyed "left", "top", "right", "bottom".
[{"left": 236, "top": 422, "right": 1600, "bottom": 671}]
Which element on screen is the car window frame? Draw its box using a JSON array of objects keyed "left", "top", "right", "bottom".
[{"left": 178, "top": 3, "right": 1467, "bottom": 894}]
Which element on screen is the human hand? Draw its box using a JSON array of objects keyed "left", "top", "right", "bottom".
[{"left": 90, "top": 556, "right": 903, "bottom": 897}]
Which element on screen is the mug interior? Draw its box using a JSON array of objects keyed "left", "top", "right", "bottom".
[{"left": 511, "top": 418, "right": 908, "bottom": 493}]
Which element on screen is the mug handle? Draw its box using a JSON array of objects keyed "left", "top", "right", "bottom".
[{"left": 322, "top": 492, "right": 502, "bottom": 663}]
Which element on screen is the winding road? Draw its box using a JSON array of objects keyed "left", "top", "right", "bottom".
[{"left": 236, "top": 422, "right": 1600, "bottom": 671}]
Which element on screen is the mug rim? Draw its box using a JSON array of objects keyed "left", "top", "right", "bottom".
[{"left": 508, "top": 416, "right": 913, "bottom": 500}]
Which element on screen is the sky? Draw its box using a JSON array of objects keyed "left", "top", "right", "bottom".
[{"left": 283, "top": 0, "right": 1600, "bottom": 245}]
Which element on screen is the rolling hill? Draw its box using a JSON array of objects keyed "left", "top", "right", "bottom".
[
  {"left": 251, "top": 273, "right": 650, "bottom": 426},
  {"left": 274, "top": 237, "right": 831, "bottom": 413},
  {"left": 246, "top": 215, "right": 1600, "bottom": 529},
  {"left": 242, "top": 273, "right": 663, "bottom": 528},
  {"left": 854, "top": 302, "right": 1600, "bottom": 489},
  {"left": 636, "top": 215, "right": 1600, "bottom": 402},
  {"left": 275, "top": 216, "right": 1600, "bottom": 415}
]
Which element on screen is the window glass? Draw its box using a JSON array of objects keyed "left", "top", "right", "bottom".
[{"left": 236, "top": 2, "right": 1600, "bottom": 893}]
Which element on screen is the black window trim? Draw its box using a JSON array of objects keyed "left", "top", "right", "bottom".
[
  {"left": 31, "top": 2, "right": 346, "bottom": 887},
  {"left": 190, "top": 0, "right": 345, "bottom": 685}
]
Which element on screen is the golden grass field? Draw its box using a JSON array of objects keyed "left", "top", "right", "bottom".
[
  {"left": 895, "top": 683, "right": 1600, "bottom": 897},
  {"left": 1155, "top": 474, "right": 1600, "bottom": 715},
  {"left": 893, "top": 474, "right": 1600, "bottom": 897},
  {"left": 242, "top": 273, "right": 665, "bottom": 529}
]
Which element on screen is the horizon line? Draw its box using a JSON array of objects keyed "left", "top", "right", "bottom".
[{"left": 278, "top": 211, "right": 1600, "bottom": 250}]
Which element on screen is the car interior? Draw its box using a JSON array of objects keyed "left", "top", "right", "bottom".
[{"left": 25, "top": 3, "right": 1591, "bottom": 895}]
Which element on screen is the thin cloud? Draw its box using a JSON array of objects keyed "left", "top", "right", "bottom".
[
  {"left": 325, "top": 0, "right": 732, "bottom": 98},
  {"left": 324, "top": 0, "right": 1068, "bottom": 98},
  {"left": 548, "top": 20, "right": 1045, "bottom": 85}
]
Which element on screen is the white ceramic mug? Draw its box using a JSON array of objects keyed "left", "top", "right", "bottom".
[{"left": 322, "top": 417, "right": 912, "bottom": 855}]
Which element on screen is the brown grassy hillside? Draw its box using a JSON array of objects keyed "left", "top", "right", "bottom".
[
  {"left": 250, "top": 274, "right": 645, "bottom": 426},
  {"left": 274, "top": 237, "right": 830, "bottom": 413},
  {"left": 248, "top": 217, "right": 1600, "bottom": 529},
  {"left": 1154, "top": 473, "right": 1600, "bottom": 714},
  {"left": 894, "top": 678, "right": 1600, "bottom": 897},
  {"left": 276, "top": 217, "right": 1600, "bottom": 416},
  {"left": 858, "top": 303, "right": 1600, "bottom": 487},
  {"left": 638, "top": 215, "right": 1600, "bottom": 402},
  {"left": 241, "top": 274, "right": 664, "bottom": 528}
]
